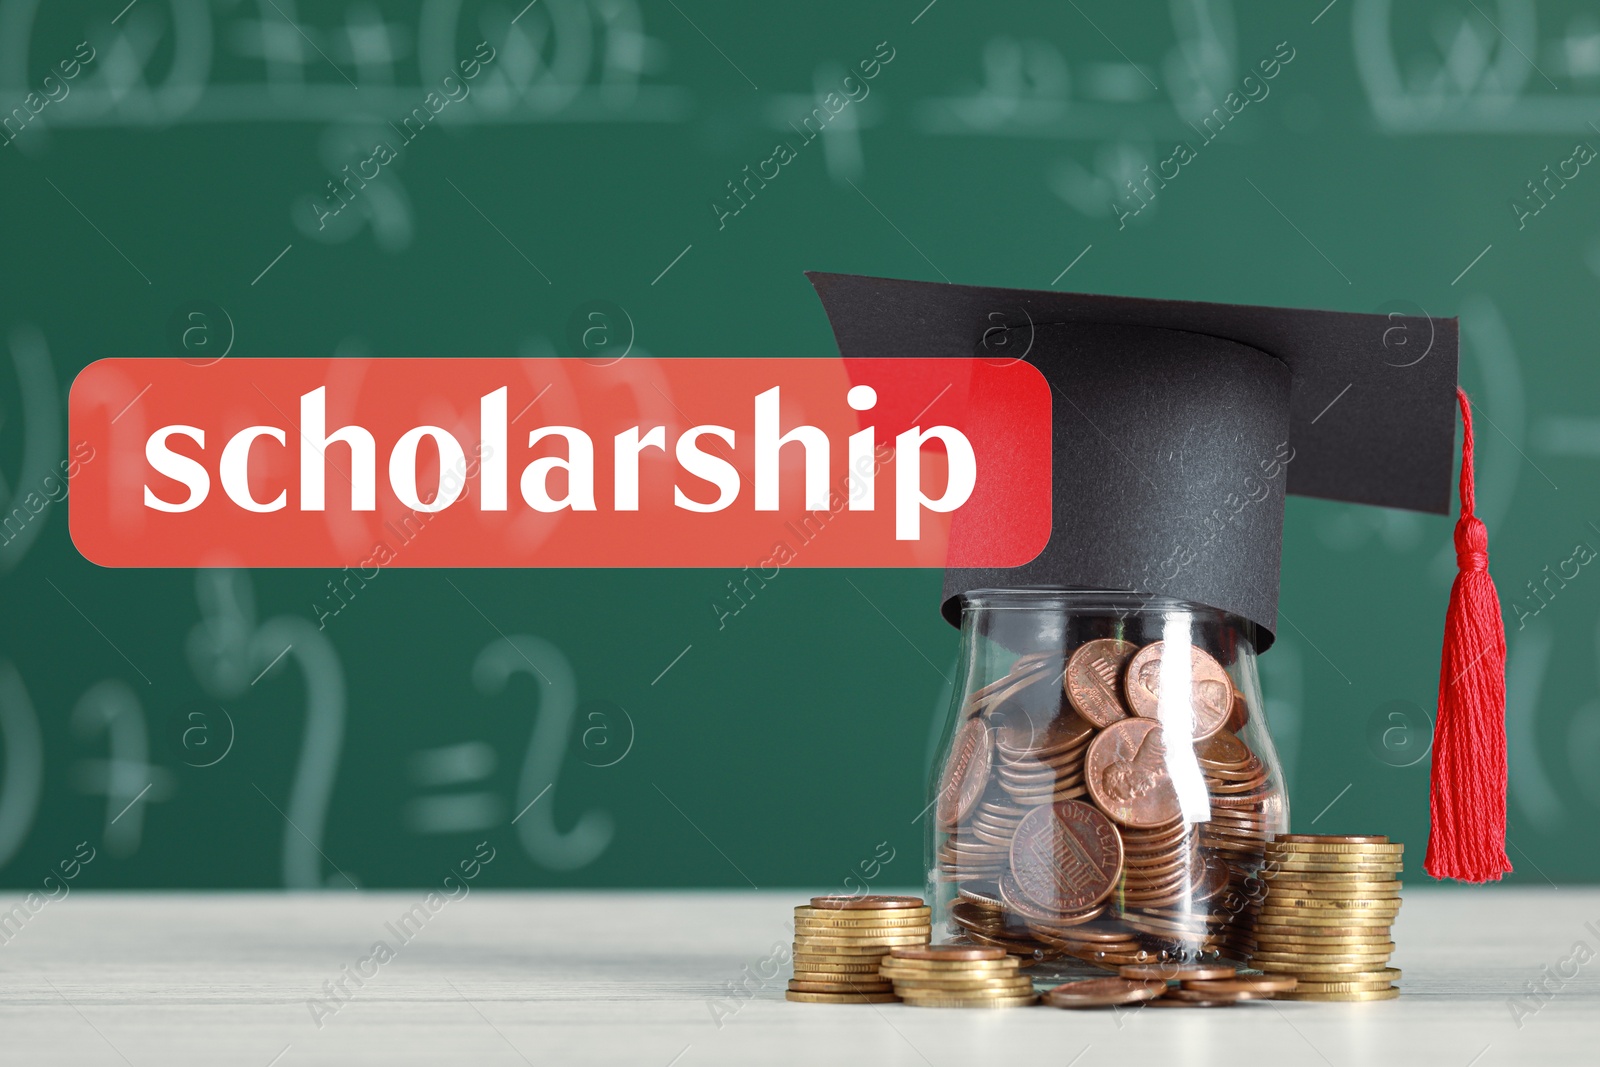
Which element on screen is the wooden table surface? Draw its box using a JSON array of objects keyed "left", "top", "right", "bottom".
[{"left": 0, "top": 887, "right": 1596, "bottom": 1065}]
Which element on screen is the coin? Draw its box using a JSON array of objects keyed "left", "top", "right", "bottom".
[
  {"left": 1124, "top": 642, "right": 1232, "bottom": 740},
  {"left": 898, "top": 993, "right": 1038, "bottom": 1008},
  {"left": 1043, "top": 977, "right": 1168, "bottom": 1007},
  {"left": 791, "top": 941, "right": 917, "bottom": 955},
  {"left": 1254, "top": 959, "right": 1398, "bottom": 974},
  {"left": 880, "top": 960, "right": 1020, "bottom": 976},
  {"left": 795, "top": 918, "right": 935, "bottom": 934},
  {"left": 1254, "top": 940, "right": 1396, "bottom": 954},
  {"left": 1064, "top": 639, "right": 1138, "bottom": 728},
  {"left": 1196, "top": 729, "right": 1252, "bottom": 768},
  {"left": 1008, "top": 799, "right": 1123, "bottom": 912},
  {"left": 1182, "top": 974, "right": 1298, "bottom": 994},
  {"left": 938, "top": 719, "right": 994, "bottom": 830},
  {"left": 791, "top": 956, "right": 883, "bottom": 972},
  {"left": 788, "top": 979, "right": 895, "bottom": 994},
  {"left": 892, "top": 944, "right": 1006, "bottom": 961},
  {"left": 1146, "top": 996, "right": 1238, "bottom": 1008},
  {"left": 793, "top": 933, "right": 930, "bottom": 947},
  {"left": 1278, "top": 987, "right": 1399, "bottom": 1002},
  {"left": 1118, "top": 962, "right": 1237, "bottom": 981},
  {"left": 1265, "top": 843, "right": 1404, "bottom": 855},
  {"left": 1274, "top": 834, "right": 1390, "bottom": 845},
  {"left": 1085, "top": 719, "right": 1181, "bottom": 828},
  {"left": 785, "top": 990, "right": 899, "bottom": 1004},
  {"left": 1252, "top": 950, "right": 1393, "bottom": 965},
  {"left": 891, "top": 976, "right": 1035, "bottom": 992},
  {"left": 1292, "top": 968, "right": 1401, "bottom": 988},
  {"left": 808, "top": 895, "right": 926, "bottom": 911},
  {"left": 1162, "top": 987, "right": 1256, "bottom": 1003},
  {"left": 1261, "top": 882, "right": 1402, "bottom": 897},
  {"left": 793, "top": 970, "right": 883, "bottom": 983}
]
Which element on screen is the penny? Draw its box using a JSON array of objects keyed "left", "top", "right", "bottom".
[
  {"left": 1064, "top": 639, "right": 1139, "bottom": 728},
  {"left": 1196, "top": 729, "right": 1252, "bottom": 767},
  {"left": 785, "top": 990, "right": 899, "bottom": 1004},
  {"left": 891, "top": 944, "right": 1007, "bottom": 962},
  {"left": 1043, "top": 977, "right": 1168, "bottom": 1007},
  {"left": 1085, "top": 719, "right": 1181, "bottom": 828},
  {"left": 1146, "top": 997, "right": 1238, "bottom": 1008},
  {"left": 1009, "top": 799, "right": 1123, "bottom": 912},
  {"left": 938, "top": 718, "right": 993, "bottom": 830},
  {"left": 1124, "top": 641, "right": 1233, "bottom": 740},
  {"left": 808, "top": 895, "right": 926, "bottom": 911},
  {"left": 1118, "top": 962, "right": 1236, "bottom": 982}
]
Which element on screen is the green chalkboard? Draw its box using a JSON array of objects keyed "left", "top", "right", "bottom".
[{"left": 1, "top": 0, "right": 1597, "bottom": 891}]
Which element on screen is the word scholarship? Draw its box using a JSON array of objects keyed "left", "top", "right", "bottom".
[{"left": 141, "top": 385, "right": 976, "bottom": 540}]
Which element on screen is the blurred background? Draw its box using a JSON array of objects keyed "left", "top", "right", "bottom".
[{"left": 0, "top": 0, "right": 1595, "bottom": 892}]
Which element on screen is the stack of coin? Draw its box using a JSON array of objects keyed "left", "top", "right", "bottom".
[
  {"left": 880, "top": 945, "right": 1038, "bottom": 1007},
  {"left": 787, "top": 895, "right": 930, "bottom": 1004},
  {"left": 1253, "top": 836, "right": 1403, "bottom": 1001}
]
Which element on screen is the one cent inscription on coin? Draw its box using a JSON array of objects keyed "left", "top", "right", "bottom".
[{"left": 1008, "top": 799, "right": 1123, "bottom": 912}]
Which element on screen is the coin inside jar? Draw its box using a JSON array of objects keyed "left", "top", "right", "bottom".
[
  {"left": 1123, "top": 641, "right": 1233, "bottom": 740},
  {"left": 1008, "top": 799, "right": 1123, "bottom": 913},
  {"left": 937, "top": 718, "right": 993, "bottom": 830},
  {"left": 1064, "top": 639, "right": 1138, "bottom": 728},
  {"left": 1085, "top": 719, "right": 1181, "bottom": 828}
]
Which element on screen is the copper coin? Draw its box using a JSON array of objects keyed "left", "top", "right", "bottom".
[
  {"left": 1124, "top": 642, "right": 1232, "bottom": 740},
  {"left": 1146, "top": 996, "right": 1238, "bottom": 1008},
  {"left": 1162, "top": 986, "right": 1254, "bottom": 1003},
  {"left": 1118, "top": 962, "right": 1237, "bottom": 981},
  {"left": 1064, "top": 639, "right": 1138, "bottom": 728},
  {"left": 1183, "top": 974, "right": 1298, "bottom": 994},
  {"left": 937, "top": 718, "right": 993, "bottom": 830},
  {"left": 1043, "top": 976, "right": 1167, "bottom": 1007},
  {"left": 891, "top": 944, "right": 1007, "bottom": 962},
  {"left": 1008, "top": 799, "right": 1123, "bottom": 912},
  {"left": 809, "top": 895, "right": 926, "bottom": 910},
  {"left": 1196, "top": 729, "right": 1252, "bottom": 768},
  {"left": 1085, "top": 719, "right": 1181, "bottom": 828}
]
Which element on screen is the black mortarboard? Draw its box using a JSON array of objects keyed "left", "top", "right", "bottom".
[
  {"left": 805, "top": 272, "right": 1459, "bottom": 651},
  {"left": 808, "top": 271, "right": 1511, "bottom": 885}
]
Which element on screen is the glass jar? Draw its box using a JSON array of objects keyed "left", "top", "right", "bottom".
[{"left": 926, "top": 590, "right": 1288, "bottom": 976}]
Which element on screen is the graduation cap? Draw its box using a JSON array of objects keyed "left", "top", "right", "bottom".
[{"left": 807, "top": 271, "right": 1509, "bottom": 885}]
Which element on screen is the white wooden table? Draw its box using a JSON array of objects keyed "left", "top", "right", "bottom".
[{"left": 0, "top": 888, "right": 1595, "bottom": 1065}]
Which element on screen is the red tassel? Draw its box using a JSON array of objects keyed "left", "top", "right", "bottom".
[{"left": 1424, "top": 388, "right": 1512, "bottom": 883}]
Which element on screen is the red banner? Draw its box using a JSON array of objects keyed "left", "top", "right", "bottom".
[{"left": 69, "top": 357, "right": 1051, "bottom": 569}]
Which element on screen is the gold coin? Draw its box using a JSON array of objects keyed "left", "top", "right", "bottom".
[
  {"left": 791, "top": 942, "right": 900, "bottom": 956},
  {"left": 785, "top": 990, "right": 899, "bottom": 1004},
  {"left": 790, "top": 956, "right": 882, "bottom": 971},
  {"left": 1265, "top": 842, "right": 1404, "bottom": 855},
  {"left": 891, "top": 977, "right": 1035, "bottom": 992},
  {"left": 794, "top": 906, "right": 931, "bottom": 920},
  {"left": 1259, "top": 894, "right": 1401, "bottom": 908},
  {"left": 1252, "top": 951, "right": 1393, "bottom": 965},
  {"left": 1282, "top": 967, "right": 1401, "bottom": 983},
  {"left": 788, "top": 979, "right": 895, "bottom": 994},
  {"left": 1260, "top": 882, "right": 1402, "bottom": 896},
  {"left": 1256, "top": 911, "right": 1393, "bottom": 925},
  {"left": 1293, "top": 980, "right": 1401, "bottom": 993},
  {"left": 1255, "top": 960, "right": 1398, "bottom": 974},
  {"left": 793, "top": 923, "right": 934, "bottom": 939},
  {"left": 792, "top": 970, "right": 886, "bottom": 984},
  {"left": 898, "top": 993, "right": 1038, "bottom": 1008},
  {"left": 1266, "top": 861, "right": 1403, "bottom": 874},
  {"left": 1254, "top": 937, "right": 1396, "bottom": 951},
  {"left": 880, "top": 960, "right": 1020, "bottom": 977},
  {"left": 790, "top": 940, "right": 921, "bottom": 953},
  {"left": 794, "top": 914, "right": 935, "bottom": 930},
  {"left": 1278, "top": 987, "right": 1399, "bottom": 1002}
]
